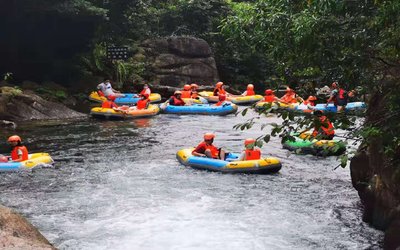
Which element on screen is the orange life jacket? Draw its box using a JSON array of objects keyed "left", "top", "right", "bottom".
[
  {"left": 245, "top": 90, "right": 255, "bottom": 96},
  {"left": 213, "top": 87, "right": 226, "bottom": 96},
  {"left": 244, "top": 149, "right": 261, "bottom": 160},
  {"left": 181, "top": 90, "right": 192, "bottom": 98},
  {"left": 170, "top": 96, "right": 185, "bottom": 106},
  {"left": 98, "top": 90, "right": 105, "bottom": 97},
  {"left": 264, "top": 95, "right": 276, "bottom": 102},
  {"left": 11, "top": 146, "right": 29, "bottom": 161},
  {"left": 281, "top": 93, "right": 298, "bottom": 104},
  {"left": 102, "top": 100, "right": 118, "bottom": 109},
  {"left": 303, "top": 100, "right": 315, "bottom": 106},
  {"left": 215, "top": 101, "right": 224, "bottom": 106},
  {"left": 136, "top": 99, "right": 149, "bottom": 110},
  {"left": 312, "top": 116, "right": 335, "bottom": 137}
]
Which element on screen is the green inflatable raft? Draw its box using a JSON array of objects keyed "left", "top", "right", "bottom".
[{"left": 282, "top": 133, "right": 346, "bottom": 156}]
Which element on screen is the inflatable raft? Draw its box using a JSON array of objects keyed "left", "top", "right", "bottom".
[
  {"left": 90, "top": 105, "right": 160, "bottom": 119},
  {"left": 312, "top": 102, "right": 366, "bottom": 113},
  {"left": 176, "top": 148, "right": 282, "bottom": 174},
  {"left": 182, "top": 97, "right": 208, "bottom": 104},
  {"left": 0, "top": 153, "right": 54, "bottom": 172},
  {"left": 199, "top": 91, "right": 263, "bottom": 105},
  {"left": 282, "top": 133, "right": 346, "bottom": 156},
  {"left": 254, "top": 101, "right": 296, "bottom": 111},
  {"left": 89, "top": 91, "right": 162, "bottom": 105},
  {"left": 161, "top": 103, "right": 238, "bottom": 115}
]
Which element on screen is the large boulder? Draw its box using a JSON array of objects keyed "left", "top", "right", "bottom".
[
  {"left": 0, "top": 205, "right": 55, "bottom": 249},
  {"left": 0, "top": 87, "right": 86, "bottom": 121},
  {"left": 140, "top": 36, "right": 219, "bottom": 86}
]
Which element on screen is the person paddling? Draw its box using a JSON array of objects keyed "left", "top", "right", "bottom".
[
  {"left": 242, "top": 84, "right": 255, "bottom": 96},
  {"left": 311, "top": 110, "right": 335, "bottom": 140},
  {"left": 7, "top": 135, "right": 29, "bottom": 162},
  {"left": 263, "top": 89, "right": 280, "bottom": 102},
  {"left": 136, "top": 93, "right": 150, "bottom": 110},
  {"left": 168, "top": 91, "right": 186, "bottom": 106},
  {"left": 192, "top": 133, "right": 226, "bottom": 160},
  {"left": 326, "top": 82, "right": 348, "bottom": 112}
]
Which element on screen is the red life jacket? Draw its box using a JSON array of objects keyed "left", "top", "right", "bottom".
[
  {"left": 215, "top": 101, "right": 224, "bottom": 106},
  {"left": 281, "top": 93, "right": 298, "bottom": 103},
  {"left": 244, "top": 149, "right": 261, "bottom": 160},
  {"left": 303, "top": 100, "right": 315, "bottom": 106},
  {"left": 213, "top": 87, "right": 226, "bottom": 96},
  {"left": 171, "top": 96, "right": 185, "bottom": 106},
  {"left": 194, "top": 142, "right": 219, "bottom": 158},
  {"left": 181, "top": 90, "right": 192, "bottom": 98},
  {"left": 338, "top": 88, "right": 346, "bottom": 99},
  {"left": 312, "top": 116, "right": 335, "bottom": 137},
  {"left": 140, "top": 88, "right": 151, "bottom": 96},
  {"left": 136, "top": 99, "right": 149, "bottom": 110},
  {"left": 245, "top": 90, "right": 255, "bottom": 96},
  {"left": 102, "top": 100, "right": 118, "bottom": 109},
  {"left": 98, "top": 90, "right": 105, "bottom": 97},
  {"left": 264, "top": 95, "right": 276, "bottom": 102},
  {"left": 11, "top": 146, "right": 29, "bottom": 162}
]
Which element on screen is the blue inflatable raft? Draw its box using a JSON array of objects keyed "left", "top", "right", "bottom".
[
  {"left": 176, "top": 148, "right": 282, "bottom": 174},
  {"left": 161, "top": 103, "right": 238, "bottom": 116},
  {"left": 309, "top": 102, "right": 366, "bottom": 113}
]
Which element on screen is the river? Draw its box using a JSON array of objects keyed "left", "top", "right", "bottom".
[{"left": 0, "top": 108, "right": 383, "bottom": 249}]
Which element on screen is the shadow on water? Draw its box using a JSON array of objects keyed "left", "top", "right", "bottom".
[{"left": 0, "top": 111, "right": 383, "bottom": 249}]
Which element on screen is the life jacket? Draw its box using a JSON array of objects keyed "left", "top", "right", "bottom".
[
  {"left": 140, "top": 88, "right": 151, "bottom": 96},
  {"left": 102, "top": 100, "right": 118, "bottom": 109},
  {"left": 196, "top": 142, "right": 219, "bottom": 158},
  {"left": 181, "top": 90, "right": 192, "bottom": 98},
  {"left": 303, "top": 100, "right": 315, "bottom": 106},
  {"left": 11, "top": 146, "right": 29, "bottom": 162},
  {"left": 213, "top": 87, "right": 226, "bottom": 96},
  {"left": 245, "top": 89, "right": 255, "bottom": 96},
  {"left": 312, "top": 116, "right": 335, "bottom": 137},
  {"left": 281, "top": 93, "right": 298, "bottom": 104},
  {"left": 337, "top": 88, "right": 347, "bottom": 100},
  {"left": 244, "top": 149, "right": 261, "bottom": 160},
  {"left": 264, "top": 95, "right": 276, "bottom": 102},
  {"left": 136, "top": 99, "right": 149, "bottom": 110},
  {"left": 170, "top": 96, "right": 185, "bottom": 106},
  {"left": 215, "top": 101, "right": 224, "bottom": 106}
]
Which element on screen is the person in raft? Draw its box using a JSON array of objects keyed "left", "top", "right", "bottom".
[
  {"left": 213, "top": 81, "right": 231, "bottom": 97},
  {"left": 311, "top": 110, "right": 335, "bottom": 140},
  {"left": 214, "top": 94, "right": 230, "bottom": 106},
  {"left": 180, "top": 84, "right": 192, "bottom": 98},
  {"left": 241, "top": 84, "right": 255, "bottom": 96},
  {"left": 190, "top": 83, "right": 200, "bottom": 99},
  {"left": 102, "top": 95, "right": 119, "bottom": 109},
  {"left": 192, "top": 133, "right": 226, "bottom": 160},
  {"left": 97, "top": 79, "right": 124, "bottom": 98},
  {"left": 7, "top": 135, "right": 29, "bottom": 162},
  {"left": 326, "top": 81, "right": 348, "bottom": 112},
  {"left": 236, "top": 138, "right": 261, "bottom": 161},
  {"left": 136, "top": 93, "right": 150, "bottom": 110},
  {"left": 263, "top": 89, "right": 280, "bottom": 102},
  {"left": 280, "top": 87, "right": 303, "bottom": 104},
  {"left": 137, "top": 83, "right": 151, "bottom": 97},
  {"left": 168, "top": 91, "right": 186, "bottom": 106}
]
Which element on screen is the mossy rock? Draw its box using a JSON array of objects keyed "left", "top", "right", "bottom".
[{"left": 0, "top": 86, "right": 23, "bottom": 96}]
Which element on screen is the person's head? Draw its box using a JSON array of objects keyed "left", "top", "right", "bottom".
[
  {"left": 0, "top": 155, "right": 7, "bottom": 162},
  {"left": 265, "top": 89, "right": 274, "bottom": 95},
  {"left": 247, "top": 84, "right": 254, "bottom": 90},
  {"left": 331, "top": 82, "right": 338, "bottom": 89},
  {"left": 183, "top": 84, "right": 191, "bottom": 91},
  {"left": 105, "top": 79, "right": 111, "bottom": 84},
  {"left": 218, "top": 94, "right": 226, "bottom": 102},
  {"left": 8, "top": 135, "right": 22, "bottom": 146},
  {"left": 286, "top": 88, "right": 294, "bottom": 94},
  {"left": 174, "top": 91, "right": 182, "bottom": 97},
  {"left": 244, "top": 138, "right": 256, "bottom": 149},
  {"left": 107, "top": 95, "right": 116, "bottom": 101},
  {"left": 191, "top": 83, "right": 199, "bottom": 90},
  {"left": 203, "top": 133, "right": 215, "bottom": 145},
  {"left": 216, "top": 82, "right": 224, "bottom": 88},
  {"left": 313, "top": 110, "right": 323, "bottom": 117},
  {"left": 143, "top": 84, "right": 148, "bottom": 89}
]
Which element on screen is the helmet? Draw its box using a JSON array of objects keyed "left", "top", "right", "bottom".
[
  {"left": 244, "top": 138, "right": 256, "bottom": 146},
  {"left": 307, "top": 96, "right": 317, "bottom": 101},
  {"left": 0, "top": 156, "right": 7, "bottom": 162},
  {"left": 174, "top": 91, "right": 182, "bottom": 95},
  {"left": 218, "top": 94, "right": 226, "bottom": 101},
  {"left": 190, "top": 83, "right": 199, "bottom": 89},
  {"left": 331, "top": 82, "right": 338, "bottom": 88},
  {"left": 265, "top": 89, "right": 274, "bottom": 95},
  {"left": 204, "top": 133, "right": 215, "bottom": 140},
  {"left": 216, "top": 82, "right": 224, "bottom": 88},
  {"left": 247, "top": 84, "right": 254, "bottom": 89},
  {"left": 107, "top": 95, "right": 116, "bottom": 101},
  {"left": 8, "top": 135, "right": 21, "bottom": 143},
  {"left": 313, "top": 110, "right": 323, "bottom": 116},
  {"left": 183, "top": 84, "right": 191, "bottom": 90}
]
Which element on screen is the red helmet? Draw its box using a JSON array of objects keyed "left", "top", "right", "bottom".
[
  {"left": 265, "top": 89, "right": 274, "bottom": 95},
  {"left": 216, "top": 82, "right": 224, "bottom": 88},
  {"left": 307, "top": 96, "right": 317, "bottom": 101},
  {"left": 244, "top": 138, "right": 256, "bottom": 146},
  {"left": 183, "top": 84, "right": 191, "bottom": 90},
  {"left": 190, "top": 83, "right": 199, "bottom": 89},
  {"left": 204, "top": 133, "right": 215, "bottom": 140},
  {"left": 218, "top": 94, "right": 226, "bottom": 101},
  {"left": 107, "top": 95, "right": 116, "bottom": 101},
  {"left": 8, "top": 135, "right": 21, "bottom": 143},
  {"left": 247, "top": 84, "right": 254, "bottom": 89}
]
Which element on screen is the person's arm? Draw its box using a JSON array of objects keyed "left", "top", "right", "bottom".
[{"left": 192, "top": 144, "right": 206, "bottom": 157}]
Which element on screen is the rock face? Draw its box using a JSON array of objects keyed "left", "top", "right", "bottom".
[
  {"left": 0, "top": 205, "right": 55, "bottom": 249},
  {"left": 140, "top": 36, "right": 219, "bottom": 86},
  {"left": 350, "top": 93, "right": 400, "bottom": 250},
  {"left": 0, "top": 87, "right": 86, "bottom": 121}
]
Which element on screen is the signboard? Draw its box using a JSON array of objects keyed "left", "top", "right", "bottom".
[{"left": 106, "top": 46, "right": 129, "bottom": 60}]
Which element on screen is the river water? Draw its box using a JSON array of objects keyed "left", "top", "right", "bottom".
[{"left": 0, "top": 108, "right": 383, "bottom": 249}]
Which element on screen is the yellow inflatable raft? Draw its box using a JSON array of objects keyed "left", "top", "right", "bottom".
[
  {"left": 199, "top": 91, "right": 263, "bottom": 105},
  {"left": 90, "top": 104, "right": 160, "bottom": 119},
  {"left": 254, "top": 101, "right": 298, "bottom": 111},
  {"left": 0, "top": 153, "right": 54, "bottom": 171}
]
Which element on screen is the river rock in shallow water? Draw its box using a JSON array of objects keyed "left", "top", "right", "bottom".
[
  {"left": 0, "top": 205, "right": 55, "bottom": 249},
  {"left": 0, "top": 87, "right": 86, "bottom": 121}
]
